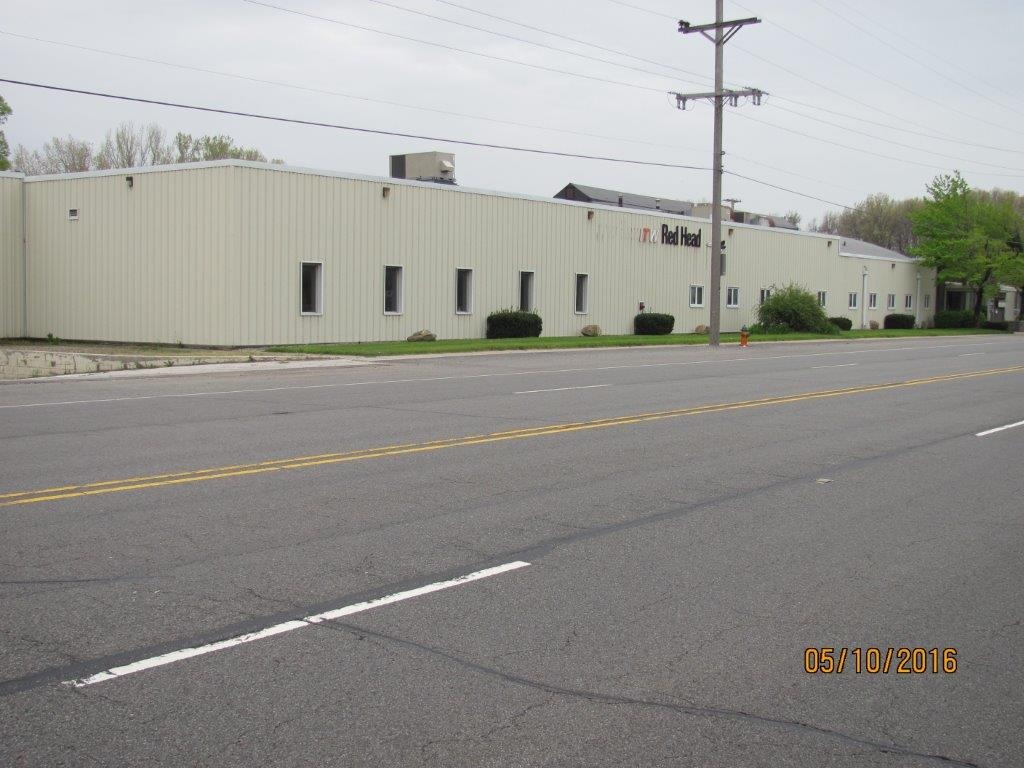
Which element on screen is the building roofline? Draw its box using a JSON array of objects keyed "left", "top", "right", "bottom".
[
  {"left": 21, "top": 158, "right": 865, "bottom": 246},
  {"left": 0, "top": 170, "right": 26, "bottom": 179}
]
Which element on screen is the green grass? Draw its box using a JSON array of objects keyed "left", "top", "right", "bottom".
[{"left": 267, "top": 327, "right": 1003, "bottom": 358}]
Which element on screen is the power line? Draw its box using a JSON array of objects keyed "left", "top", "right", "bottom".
[
  {"left": 354, "top": 0, "right": 701, "bottom": 85},
  {"left": 0, "top": 77, "right": 861, "bottom": 210},
  {"left": 810, "top": 0, "right": 1024, "bottom": 120},
  {"left": 432, "top": 0, "right": 714, "bottom": 87},
  {"left": 729, "top": 0, "right": 1021, "bottom": 137},
  {"left": 0, "top": 29, "right": 706, "bottom": 155},
  {"left": 241, "top": 0, "right": 668, "bottom": 94}
]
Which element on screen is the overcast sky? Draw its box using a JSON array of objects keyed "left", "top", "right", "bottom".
[{"left": 3, "top": 0, "right": 1023, "bottom": 224}]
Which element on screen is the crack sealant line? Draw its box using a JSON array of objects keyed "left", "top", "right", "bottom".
[{"left": 66, "top": 560, "right": 530, "bottom": 687}]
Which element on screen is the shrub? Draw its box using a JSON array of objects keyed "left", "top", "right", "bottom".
[
  {"left": 981, "top": 320, "right": 1010, "bottom": 331},
  {"left": 758, "top": 284, "right": 833, "bottom": 333},
  {"left": 883, "top": 313, "right": 916, "bottom": 329},
  {"left": 869, "top": 320, "right": 879, "bottom": 330},
  {"left": 634, "top": 312, "right": 674, "bottom": 335},
  {"left": 486, "top": 309, "right": 542, "bottom": 338},
  {"left": 933, "top": 309, "right": 973, "bottom": 328},
  {"left": 829, "top": 316, "right": 853, "bottom": 331}
]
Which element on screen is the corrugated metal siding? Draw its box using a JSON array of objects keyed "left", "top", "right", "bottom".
[
  {"left": 24, "top": 166, "right": 238, "bottom": 344},
  {"left": 0, "top": 175, "right": 24, "bottom": 338},
  {"left": 20, "top": 163, "right": 936, "bottom": 344}
]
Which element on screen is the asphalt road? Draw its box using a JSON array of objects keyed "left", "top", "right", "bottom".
[{"left": 1, "top": 335, "right": 1022, "bottom": 767}]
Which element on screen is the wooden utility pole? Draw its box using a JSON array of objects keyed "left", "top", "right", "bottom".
[{"left": 674, "top": 2, "right": 762, "bottom": 347}]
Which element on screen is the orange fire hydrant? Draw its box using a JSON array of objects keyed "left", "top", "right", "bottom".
[{"left": 740, "top": 325, "right": 750, "bottom": 347}]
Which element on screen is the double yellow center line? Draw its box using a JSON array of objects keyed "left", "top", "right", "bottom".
[{"left": 3, "top": 364, "right": 1021, "bottom": 508}]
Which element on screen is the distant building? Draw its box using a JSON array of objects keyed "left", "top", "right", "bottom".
[{"left": 553, "top": 183, "right": 693, "bottom": 216}]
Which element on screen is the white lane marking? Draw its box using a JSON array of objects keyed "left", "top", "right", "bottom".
[
  {"left": 515, "top": 384, "right": 611, "bottom": 395},
  {"left": 959, "top": 352, "right": 985, "bottom": 357},
  {"left": 66, "top": 560, "right": 530, "bottom": 687},
  {"left": 976, "top": 420, "right": 1024, "bottom": 437},
  {"left": 2, "top": 341, "right": 1009, "bottom": 410},
  {"left": 810, "top": 363, "right": 858, "bottom": 369}
]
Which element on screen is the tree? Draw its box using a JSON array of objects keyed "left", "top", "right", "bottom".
[
  {"left": 94, "top": 123, "right": 175, "bottom": 169},
  {"left": 0, "top": 95, "right": 11, "bottom": 171},
  {"left": 812, "top": 194, "right": 922, "bottom": 254},
  {"left": 172, "top": 132, "right": 268, "bottom": 162},
  {"left": 13, "top": 136, "right": 92, "bottom": 174},
  {"left": 911, "top": 172, "right": 1020, "bottom": 325},
  {"left": 995, "top": 230, "right": 1024, "bottom": 321}
]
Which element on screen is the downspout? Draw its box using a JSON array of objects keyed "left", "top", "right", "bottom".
[
  {"left": 915, "top": 271, "right": 921, "bottom": 327},
  {"left": 861, "top": 266, "right": 868, "bottom": 329},
  {"left": 20, "top": 176, "right": 28, "bottom": 338}
]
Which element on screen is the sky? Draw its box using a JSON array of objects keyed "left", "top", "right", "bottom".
[{"left": 3, "top": 0, "right": 1023, "bottom": 226}]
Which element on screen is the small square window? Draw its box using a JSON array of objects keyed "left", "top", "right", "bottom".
[
  {"left": 574, "top": 274, "right": 589, "bottom": 314},
  {"left": 726, "top": 287, "right": 739, "bottom": 308},
  {"left": 456, "top": 268, "right": 474, "bottom": 314},
  {"left": 868, "top": 292, "right": 878, "bottom": 309},
  {"left": 817, "top": 291, "right": 827, "bottom": 308},
  {"left": 689, "top": 285, "right": 705, "bottom": 307},
  {"left": 848, "top": 292, "right": 859, "bottom": 309},
  {"left": 384, "top": 265, "right": 403, "bottom": 314},
  {"left": 300, "top": 262, "right": 322, "bottom": 315},
  {"left": 519, "top": 271, "right": 535, "bottom": 312}
]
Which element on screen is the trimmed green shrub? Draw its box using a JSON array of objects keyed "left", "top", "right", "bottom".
[
  {"left": 883, "top": 313, "right": 916, "bottom": 329},
  {"left": 829, "top": 316, "right": 853, "bottom": 331},
  {"left": 486, "top": 309, "right": 542, "bottom": 338},
  {"left": 634, "top": 312, "right": 674, "bottom": 335},
  {"left": 981, "top": 320, "right": 1010, "bottom": 331},
  {"left": 933, "top": 309, "right": 973, "bottom": 328},
  {"left": 757, "top": 284, "right": 833, "bottom": 333}
]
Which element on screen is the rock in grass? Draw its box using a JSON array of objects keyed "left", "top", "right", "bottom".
[
  {"left": 581, "top": 325, "right": 602, "bottom": 337},
  {"left": 407, "top": 330, "right": 437, "bottom": 342}
]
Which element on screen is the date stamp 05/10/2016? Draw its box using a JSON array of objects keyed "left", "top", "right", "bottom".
[{"left": 804, "top": 647, "right": 958, "bottom": 675}]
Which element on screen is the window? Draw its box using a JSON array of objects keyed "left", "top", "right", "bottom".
[
  {"left": 868, "top": 292, "right": 878, "bottom": 309},
  {"left": 456, "top": 268, "right": 474, "bottom": 314},
  {"left": 887, "top": 293, "right": 896, "bottom": 310},
  {"left": 726, "top": 287, "right": 739, "bottom": 308},
  {"left": 519, "top": 271, "right": 535, "bottom": 312},
  {"left": 848, "top": 292, "right": 858, "bottom": 309},
  {"left": 574, "top": 273, "right": 589, "bottom": 314},
  {"left": 924, "top": 294, "right": 931, "bottom": 309},
  {"left": 905, "top": 294, "right": 914, "bottom": 309},
  {"left": 817, "top": 291, "right": 827, "bottom": 308},
  {"left": 759, "top": 288, "right": 773, "bottom": 304},
  {"left": 689, "top": 285, "right": 705, "bottom": 307},
  {"left": 300, "top": 262, "right": 322, "bottom": 315},
  {"left": 384, "top": 265, "right": 403, "bottom": 314}
]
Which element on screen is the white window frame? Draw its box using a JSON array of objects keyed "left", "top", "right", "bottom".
[
  {"left": 905, "top": 294, "right": 914, "bottom": 310},
  {"left": 519, "top": 270, "right": 535, "bottom": 313},
  {"left": 848, "top": 292, "right": 859, "bottom": 309},
  {"left": 574, "top": 273, "right": 589, "bottom": 315},
  {"left": 299, "top": 261, "right": 323, "bottom": 316},
  {"left": 726, "top": 287, "right": 739, "bottom": 308},
  {"left": 887, "top": 293, "right": 896, "bottom": 310},
  {"left": 817, "top": 291, "right": 827, "bottom": 308},
  {"left": 383, "top": 264, "right": 404, "bottom": 315},
  {"left": 868, "top": 292, "right": 878, "bottom": 310},
  {"left": 689, "top": 284, "right": 705, "bottom": 308},
  {"left": 759, "top": 288, "right": 773, "bottom": 305},
  {"left": 455, "top": 268, "right": 474, "bottom": 315}
]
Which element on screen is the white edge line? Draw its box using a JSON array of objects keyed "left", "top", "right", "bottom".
[
  {"left": 66, "top": 560, "right": 530, "bottom": 688},
  {"left": 975, "top": 419, "right": 1024, "bottom": 437},
  {"left": 810, "top": 363, "right": 858, "bottom": 369},
  {"left": 1, "top": 341, "right": 1009, "bottom": 410},
  {"left": 515, "top": 384, "right": 612, "bottom": 395}
]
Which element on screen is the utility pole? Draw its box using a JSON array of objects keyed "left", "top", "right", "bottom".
[{"left": 674, "top": 2, "right": 762, "bottom": 347}]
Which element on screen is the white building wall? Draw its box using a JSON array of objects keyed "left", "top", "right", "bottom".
[
  {"left": 18, "top": 161, "right": 936, "bottom": 345},
  {"left": 0, "top": 173, "right": 25, "bottom": 338}
]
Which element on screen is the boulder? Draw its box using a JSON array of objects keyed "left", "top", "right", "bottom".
[
  {"left": 694, "top": 324, "right": 710, "bottom": 334},
  {"left": 581, "top": 325, "right": 601, "bottom": 337},
  {"left": 407, "top": 329, "right": 437, "bottom": 342}
]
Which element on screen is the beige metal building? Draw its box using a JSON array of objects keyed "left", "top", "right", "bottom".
[{"left": 0, "top": 160, "right": 936, "bottom": 346}]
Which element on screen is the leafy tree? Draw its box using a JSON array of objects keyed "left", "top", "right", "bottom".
[
  {"left": 911, "top": 172, "right": 1020, "bottom": 325},
  {"left": 172, "top": 132, "right": 269, "bottom": 162},
  {"left": 0, "top": 94, "right": 11, "bottom": 171},
  {"left": 995, "top": 229, "right": 1024, "bottom": 320},
  {"left": 812, "top": 194, "right": 922, "bottom": 254}
]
